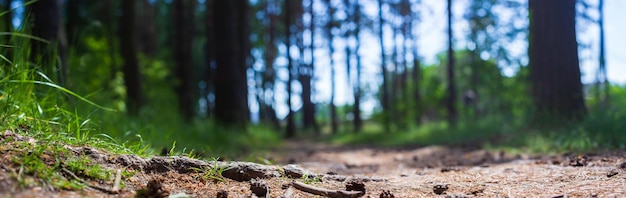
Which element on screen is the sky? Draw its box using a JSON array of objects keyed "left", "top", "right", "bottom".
[{"left": 269, "top": 0, "right": 626, "bottom": 119}]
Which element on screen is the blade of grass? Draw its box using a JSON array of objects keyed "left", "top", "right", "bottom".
[
  {"left": 0, "top": 32, "right": 50, "bottom": 44},
  {"left": 0, "top": 54, "right": 11, "bottom": 65},
  {"left": 0, "top": 0, "right": 38, "bottom": 17},
  {"left": 6, "top": 80, "right": 116, "bottom": 111}
]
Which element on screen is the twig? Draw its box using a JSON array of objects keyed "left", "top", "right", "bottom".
[
  {"left": 112, "top": 169, "right": 122, "bottom": 192},
  {"left": 281, "top": 187, "right": 295, "bottom": 198},
  {"left": 291, "top": 181, "right": 364, "bottom": 198},
  {"left": 61, "top": 168, "right": 120, "bottom": 194}
]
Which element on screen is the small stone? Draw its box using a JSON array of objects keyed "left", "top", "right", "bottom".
[
  {"left": 433, "top": 184, "right": 449, "bottom": 195},
  {"left": 569, "top": 155, "right": 587, "bottom": 167},
  {"left": 135, "top": 179, "right": 168, "bottom": 198},
  {"left": 380, "top": 190, "right": 395, "bottom": 198},
  {"left": 216, "top": 190, "right": 228, "bottom": 198},
  {"left": 346, "top": 179, "right": 366, "bottom": 193},
  {"left": 249, "top": 179, "right": 268, "bottom": 197},
  {"left": 607, "top": 169, "right": 619, "bottom": 177}
]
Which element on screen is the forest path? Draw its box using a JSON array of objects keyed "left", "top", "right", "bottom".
[{"left": 266, "top": 140, "right": 626, "bottom": 197}]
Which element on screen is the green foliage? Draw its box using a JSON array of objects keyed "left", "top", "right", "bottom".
[
  {"left": 65, "top": 37, "right": 282, "bottom": 158},
  {"left": 330, "top": 83, "right": 626, "bottom": 153},
  {"left": 191, "top": 158, "right": 228, "bottom": 183},
  {"left": 0, "top": 24, "right": 144, "bottom": 190},
  {"left": 328, "top": 115, "right": 512, "bottom": 147},
  {"left": 300, "top": 173, "right": 322, "bottom": 184}
]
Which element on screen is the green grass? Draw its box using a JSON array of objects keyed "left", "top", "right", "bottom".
[
  {"left": 325, "top": 107, "right": 626, "bottom": 154},
  {"left": 0, "top": 26, "right": 137, "bottom": 189},
  {"left": 64, "top": 37, "right": 283, "bottom": 158},
  {"left": 0, "top": 25, "right": 279, "bottom": 191}
]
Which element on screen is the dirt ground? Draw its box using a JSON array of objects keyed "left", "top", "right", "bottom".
[{"left": 1, "top": 131, "right": 626, "bottom": 197}]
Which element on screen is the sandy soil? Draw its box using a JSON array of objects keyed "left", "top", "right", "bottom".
[
  {"left": 1, "top": 132, "right": 626, "bottom": 197},
  {"left": 271, "top": 141, "right": 626, "bottom": 197}
]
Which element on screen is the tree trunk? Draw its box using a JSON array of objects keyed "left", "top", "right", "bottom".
[
  {"left": 65, "top": 0, "right": 79, "bottom": 46},
  {"left": 411, "top": 1, "right": 421, "bottom": 125},
  {"left": 204, "top": 0, "right": 216, "bottom": 117},
  {"left": 301, "top": 0, "right": 318, "bottom": 131},
  {"left": 446, "top": 0, "right": 457, "bottom": 126},
  {"left": 390, "top": 27, "right": 399, "bottom": 127},
  {"left": 353, "top": 0, "right": 363, "bottom": 133},
  {"left": 137, "top": 0, "right": 158, "bottom": 56},
  {"left": 596, "top": 0, "right": 609, "bottom": 105},
  {"left": 1, "top": 0, "right": 12, "bottom": 59},
  {"left": 100, "top": 0, "right": 118, "bottom": 90},
  {"left": 528, "top": 0, "right": 585, "bottom": 119},
  {"left": 119, "top": 0, "right": 144, "bottom": 115},
  {"left": 174, "top": 0, "right": 196, "bottom": 120},
  {"left": 285, "top": 0, "right": 296, "bottom": 138},
  {"left": 30, "top": 0, "right": 68, "bottom": 86},
  {"left": 214, "top": 0, "right": 249, "bottom": 125},
  {"left": 236, "top": 0, "right": 251, "bottom": 122},
  {"left": 1, "top": 0, "right": 10, "bottom": 32},
  {"left": 324, "top": 0, "right": 338, "bottom": 134},
  {"left": 261, "top": 0, "right": 279, "bottom": 127},
  {"left": 377, "top": 0, "right": 390, "bottom": 131}
]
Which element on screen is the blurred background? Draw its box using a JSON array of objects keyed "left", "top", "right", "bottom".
[{"left": 1, "top": 0, "right": 625, "bottom": 158}]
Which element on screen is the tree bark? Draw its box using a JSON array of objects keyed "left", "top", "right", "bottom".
[
  {"left": 204, "top": 0, "right": 216, "bottom": 117},
  {"left": 353, "top": 0, "right": 363, "bottom": 133},
  {"left": 261, "top": 0, "right": 279, "bottom": 127},
  {"left": 324, "top": 0, "right": 338, "bottom": 134},
  {"left": 174, "top": 0, "right": 196, "bottom": 120},
  {"left": 1, "top": 0, "right": 10, "bottom": 32},
  {"left": 119, "top": 0, "right": 144, "bottom": 115},
  {"left": 236, "top": 0, "right": 251, "bottom": 122},
  {"left": 285, "top": 0, "right": 296, "bottom": 138},
  {"left": 214, "top": 0, "right": 249, "bottom": 125},
  {"left": 301, "top": 0, "right": 318, "bottom": 131},
  {"left": 30, "top": 0, "right": 68, "bottom": 86},
  {"left": 1, "top": 0, "right": 12, "bottom": 59},
  {"left": 596, "top": 0, "right": 609, "bottom": 105},
  {"left": 446, "top": 0, "right": 457, "bottom": 126},
  {"left": 137, "top": 0, "right": 158, "bottom": 56},
  {"left": 529, "top": 0, "right": 586, "bottom": 120},
  {"left": 377, "top": 0, "right": 390, "bottom": 131},
  {"left": 411, "top": 1, "right": 421, "bottom": 125},
  {"left": 100, "top": 0, "right": 118, "bottom": 90}
]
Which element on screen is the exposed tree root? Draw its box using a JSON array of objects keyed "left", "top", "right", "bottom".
[{"left": 291, "top": 181, "right": 364, "bottom": 198}]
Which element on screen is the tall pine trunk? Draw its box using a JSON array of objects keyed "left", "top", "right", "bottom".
[
  {"left": 596, "top": 0, "right": 609, "bottom": 105},
  {"left": 261, "top": 0, "right": 279, "bottom": 127},
  {"left": 324, "top": 0, "right": 338, "bottom": 134},
  {"left": 301, "top": 0, "right": 318, "bottom": 131},
  {"left": 174, "top": 0, "right": 196, "bottom": 120},
  {"left": 353, "top": 0, "right": 362, "bottom": 133},
  {"left": 214, "top": 0, "right": 249, "bottom": 125},
  {"left": 528, "top": 0, "right": 585, "bottom": 120},
  {"left": 377, "top": 0, "right": 390, "bottom": 130},
  {"left": 446, "top": 0, "right": 457, "bottom": 126},
  {"left": 137, "top": 0, "right": 158, "bottom": 56},
  {"left": 285, "top": 0, "right": 296, "bottom": 138},
  {"left": 120, "top": 0, "right": 144, "bottom": 115},
  {"left": 30, "top": 0, "right": 67, "bottom": 86},
  {"left": 1, "top": 0, "right": 12, "bottom": 59}
]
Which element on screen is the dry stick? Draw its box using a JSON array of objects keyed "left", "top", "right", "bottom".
[
  {"left": 112, "top": 169, "right": 122, "bottom": 192},
  {"left": 61, "top": 168, "right": 120, "bottom": 194},
  {"left": 281, "top": 187, "right": 295, "bottom": 198},
  {"left": 291, "top": 181, "right": 364, "bottom": 198}
]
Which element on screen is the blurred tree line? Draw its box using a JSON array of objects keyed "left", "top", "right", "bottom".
[{"left": 1, "top": 0, "right": 614, "bottom": 139}]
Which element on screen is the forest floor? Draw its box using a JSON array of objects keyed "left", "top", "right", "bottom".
[{"left": 1, "top": 131, "right": 626, "bottom": 197}]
